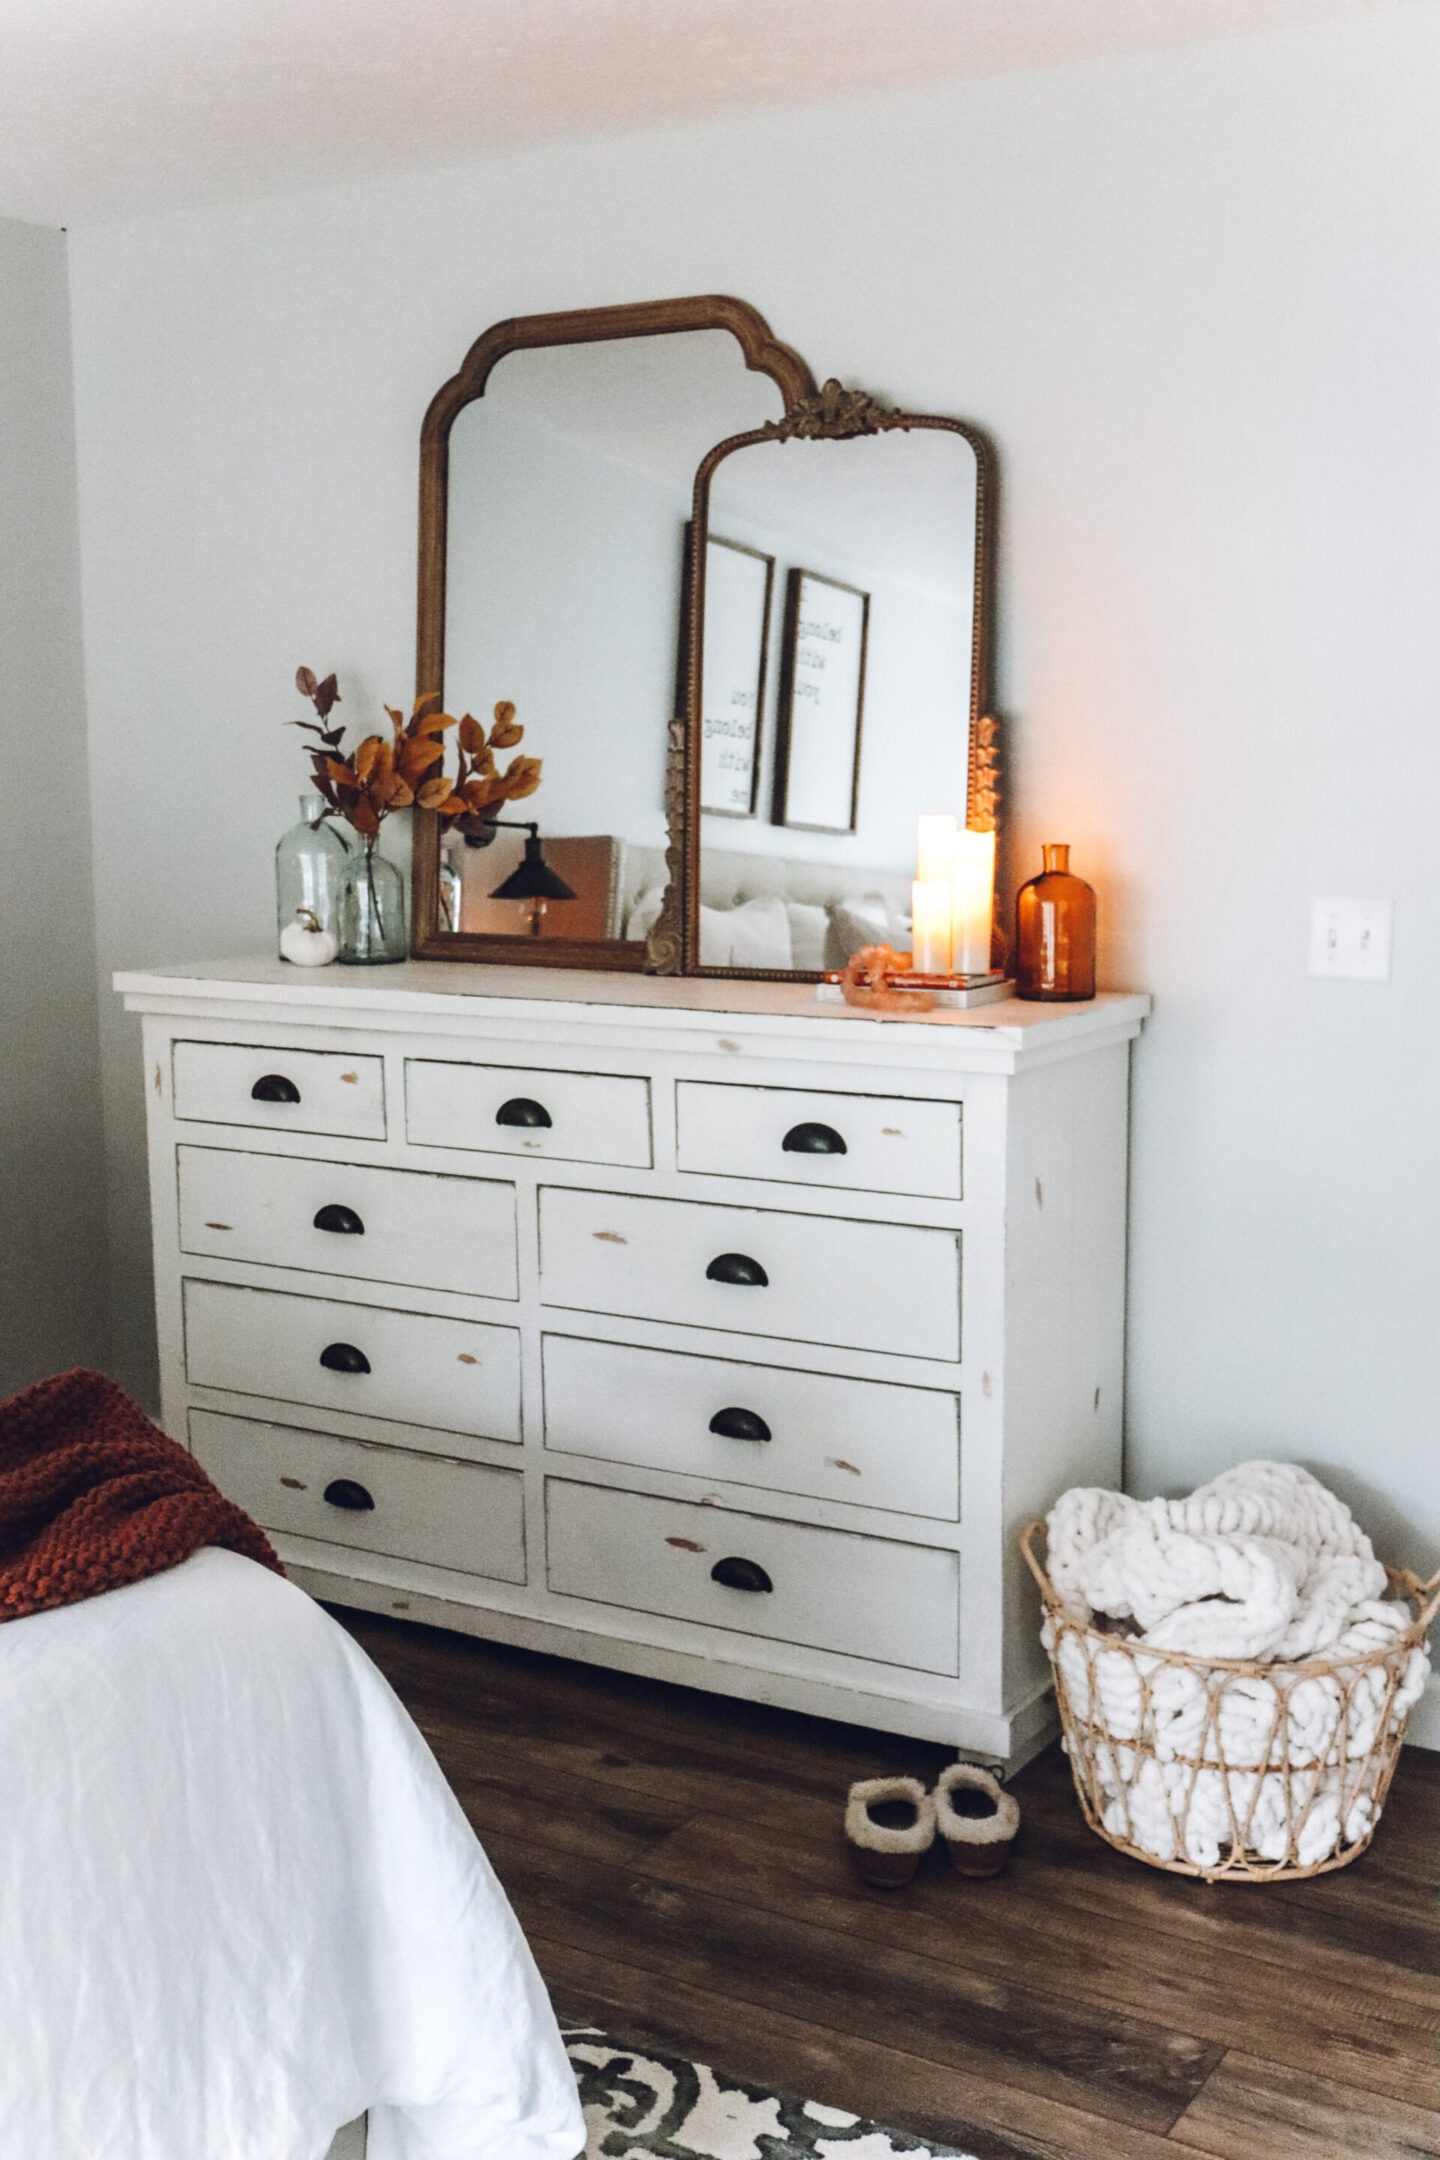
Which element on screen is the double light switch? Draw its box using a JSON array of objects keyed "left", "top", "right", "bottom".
[{"left": 1308, "top": 898, "right": 1394, "bottom": 982}]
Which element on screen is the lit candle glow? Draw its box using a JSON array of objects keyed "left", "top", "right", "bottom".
[
  {"left": 911, "top": 815, "right": 957, "bottom": 973},
  {"left": 915, "top": 813, "right": 958, "bottom": 885},
  {"left": 911, "top": 879, "right": 953, "bottom": 973},
  {"left": 952, "top": 828, "right": 996, "bottom": 975}
]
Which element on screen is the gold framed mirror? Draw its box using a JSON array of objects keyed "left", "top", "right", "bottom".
[
  {"left": 679, "top": 385, "right": 999, "bottom": 981},
  {"left": 409, "top": 295, "right": 815, "bottom": 967}
]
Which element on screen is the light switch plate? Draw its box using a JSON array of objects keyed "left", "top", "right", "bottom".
[{"left": 1308, "top": 898, "right": 1393, "bottom": 981}]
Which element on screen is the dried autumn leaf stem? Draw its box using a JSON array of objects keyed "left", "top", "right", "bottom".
[{"left": 290, "top": 674, "right": 541, "bottom": 842}]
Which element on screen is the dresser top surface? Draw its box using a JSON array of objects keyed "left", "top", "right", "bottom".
[{"left": 116, "top": 955, "right": 1148, "bottom": 1063}]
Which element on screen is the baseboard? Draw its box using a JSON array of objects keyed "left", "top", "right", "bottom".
[
  {"left": 293, "top": 1560, "right": 1028, "bottom": 1758},
  {"left": 997, "top": 1679, "right": 1060, "bottom": 1773},
  {"left": 1405, "top": 1672, "right": 1440, "bottom": 1751}
]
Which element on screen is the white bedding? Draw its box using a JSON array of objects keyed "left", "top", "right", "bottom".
[{"left": 0, "top": 1548, "right": 584, "bottom": 2160}]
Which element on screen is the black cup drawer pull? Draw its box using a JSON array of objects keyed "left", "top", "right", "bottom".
[
  {"left": 496, "top": 1097, "right": 552, "bottom": 1129},
  {"left": 251, "top": 1074, "right": 301, "bottom": 1104},
  {"left": 709, "top": 1407, "right": 772, "bottom": 1443},
  {"left": 323, "top": 1478, "right": 375, "bottom": 1512},
  {"left": 710, "top": 1556, "right": 773, "bottom": 1594},
  {"left": 313, "top": 1204, "right": 364, "bottom": 1236},
  {"left": 782, "top": 1120, "right": 847, "bottom": 1156},
  {"left": 705, "top": 1252, "right": 769, "bottom": 1288},
  {"left": 319, "top": 1341, "right": 371, "bottom": 1375}
]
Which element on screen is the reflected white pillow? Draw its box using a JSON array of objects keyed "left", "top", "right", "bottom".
[
  {"left": 625, "top": 885, "right": 666, "bottom": 941},
  {"left": 698, "top": 904, "right": 733, "bottom": 966},
  {"left": 829, "top": 896, "right": 905, "bottom": 967},
  {"left": 784, "top": 900, "right": 829, "bottom": 973},
  {"left": 699, "top": 894, "right": 793, "bottom": 970}
]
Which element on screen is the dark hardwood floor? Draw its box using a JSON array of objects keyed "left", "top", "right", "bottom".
[{"left": 333, "top": 1606, "right": 1440, "bottom": 2160}]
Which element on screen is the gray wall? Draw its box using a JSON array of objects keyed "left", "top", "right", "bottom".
[
  {"left": 66, "top": 8, "right": 1440, "bottom": 1580},
  {"left": 0, "top": 217, "right": 109, "bottom": 1395}
]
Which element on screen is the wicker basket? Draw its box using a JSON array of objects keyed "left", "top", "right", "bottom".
[{"left": 1022, "top": 1519, "right": 1439, "bottom": 1883}]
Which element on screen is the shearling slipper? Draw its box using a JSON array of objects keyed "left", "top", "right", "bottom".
[
  {"left": 844, "top": 1776, "right": 936, "bottom": 1887},
  {"left": 934, "top": 1763, "right": 1021, "bottom": 1877}
]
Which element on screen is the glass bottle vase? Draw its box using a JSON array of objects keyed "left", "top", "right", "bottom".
[
  {"left": 438, "top": 831, "right": 464, "bottom": 934},
  {"left": 275, "top": 792, "right": 349, "bottom": 955},
  {"left": 1015, "top": 843, "right": 1096, "bottom": 1001},
  {"left": 338, "top": 836, "right": 407, "bottom": 964}
]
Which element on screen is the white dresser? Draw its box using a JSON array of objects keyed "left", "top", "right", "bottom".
[{"left": 117, "top": 958, "right": 1148, "bottom": 1762}]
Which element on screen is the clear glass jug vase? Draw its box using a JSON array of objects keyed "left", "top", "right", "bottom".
[
  {"left": 338, "top": 837, "right": 407, "bottom": 964},
  {"left": 275, "top": 792, "right": 349, "bottom": 955}
]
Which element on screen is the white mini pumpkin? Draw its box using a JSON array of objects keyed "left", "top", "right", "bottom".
[{"left": 279, "top": 908, "right": 339, "bottom": 967}]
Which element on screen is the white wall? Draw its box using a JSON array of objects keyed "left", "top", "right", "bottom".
[
  {"left": 0, "top": 217, "right": 109, "bottom": 1394},
  {"left": 69, "top": 7, "right": 1440, "bottom": 1580}
]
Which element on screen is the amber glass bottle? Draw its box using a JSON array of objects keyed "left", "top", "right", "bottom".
[{"left": 1015, "top": 844, "right": 1096, "bottom": 1001}]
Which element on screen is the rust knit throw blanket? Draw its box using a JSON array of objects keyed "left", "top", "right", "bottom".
[{"left": 0, "top": 1367, "right": 282, "bottom": 1622}]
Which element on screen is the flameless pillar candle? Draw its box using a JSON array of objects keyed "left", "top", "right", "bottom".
[
  {"left": 912, "top": 815, "right": 957, "bottom": 972},
  {"left": 915, "top": 814, "right": 958, "bottom": 883},
  {"left": 952, "top": 828, "right": 996, "bottom": 974},
  {"left": 911, "top": 881, "right": 952, "bottom": 972}
]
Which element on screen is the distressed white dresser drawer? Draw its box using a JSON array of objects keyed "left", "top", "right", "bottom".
[
  {"left": 406, "top": 1059, "right": 652, "bottom": 1166},
  {"left": 183, "top": 1279, "right": 521, "bottom": 1445},
  {"left": 178, "top": 1146, "right": 518, "bottom": 1299},
  {"left": 190, "top": 1408, "right": 525, "bottom": 1581},
  {"left": 546, "top": 1480, "right": 958, "bottom": 1673},
  {"left": 172, "top": 1040, "right": 386, "bottom": 1138},
  {"left": 676, "top": 1082, "right": 962, "bottom": 1200},
  {"left": 538, "top": 1188, "right": 961, "bottom": 1360},
  {"left": 542, "top": 1335, "right": 960, "bottom": 1519}
]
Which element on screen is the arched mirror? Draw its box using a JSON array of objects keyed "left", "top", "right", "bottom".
[
  {"left": 410, "top": 296, "right": 814, "bottom": 967},
  {"left": 680, "top": 386, "right": 998, "bottom": 980}
]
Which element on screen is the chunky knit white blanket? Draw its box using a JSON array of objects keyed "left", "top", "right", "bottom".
[
  {"left": 1043, "top": 1461, "right": 1431, "bottom": 1870},
  {"left": 1047, "top": 1460, "right": 1393, "bottom": 1660}
]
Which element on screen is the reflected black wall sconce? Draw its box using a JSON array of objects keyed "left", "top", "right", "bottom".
[{"left": 480, "top": 820, "right": 576, "bottom": 938}]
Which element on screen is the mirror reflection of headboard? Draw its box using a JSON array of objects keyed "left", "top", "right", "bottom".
[{"left": 443, "top": 829, "right": 917, "bottom": 979}]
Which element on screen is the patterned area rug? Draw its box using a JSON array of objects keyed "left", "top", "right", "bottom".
[{"left": 565, "top": 2026, "right": 977, "bottom": 2160}]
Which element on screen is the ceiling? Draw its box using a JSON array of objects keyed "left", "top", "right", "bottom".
[{"left": 0, "top": 0, "right": 1413, "bottom": 227}]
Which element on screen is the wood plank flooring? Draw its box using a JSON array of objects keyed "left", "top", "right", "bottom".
[{"left": 333, "top": 1607, "right": 1440, "bottom": 2160}]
